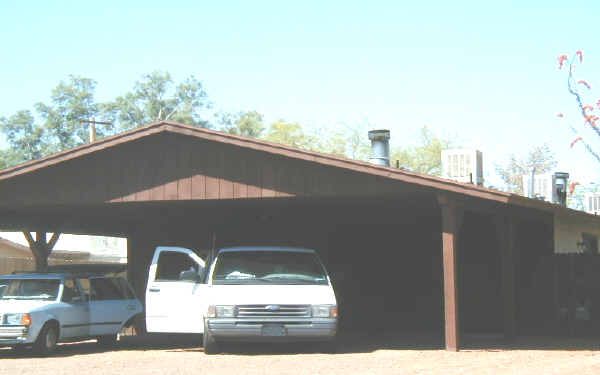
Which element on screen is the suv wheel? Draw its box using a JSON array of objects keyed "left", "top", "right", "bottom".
[{"left": 35, "top": 323, "right": 58, "bottom": 355}]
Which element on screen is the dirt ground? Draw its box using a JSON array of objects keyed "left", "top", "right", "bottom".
[{"left": 2, "top": 333, "right": 600, "bottom": 375}]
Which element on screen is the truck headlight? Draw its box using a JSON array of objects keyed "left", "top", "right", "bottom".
[
  {"left": 312, "top": 305, "right": 338, "bottom": 318},
  {"left": 4, "top": 313, "right": 32, "bottom": 326},
  {"left": 207, "top": 305, "right": 235, "bottom": 318}
]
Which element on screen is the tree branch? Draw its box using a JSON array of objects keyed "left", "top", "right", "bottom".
[
  {"left": 22, "top": 232, "right": 35, "bottom": 248},
  {"left": 47, "top": 232, "right": 61, "bottom": 254}
]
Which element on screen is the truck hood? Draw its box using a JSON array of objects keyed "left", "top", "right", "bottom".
[
  {"left": 0, "top": 299, "right": 56, "bottom": 313},
  {"left": 208, "top": 284, "right": 337, "bottom": 306}
]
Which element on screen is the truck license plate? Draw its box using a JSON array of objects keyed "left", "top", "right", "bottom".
[{"left": 262, "top": 325, "right": 286, "bottom": 336}]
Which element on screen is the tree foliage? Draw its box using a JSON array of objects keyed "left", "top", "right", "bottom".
[
  {"left": 218, "top": 110, "right": 265, "bottom": 138},
  {"left": 494, "top": 144, "right": 557, "bottom": 194},
  {"left": 102, "top": 71, "right": 210, "bottom": 131},
  {"left": 0, "top": 72, "right": 211, "bottom": 169},
  {"left": 36, "top": 76, "right": 104, "bottom": 150},
  {"left": 390, "top": 126, "right": 452, "bottom": 176},
  {"left": 1, "top": 76, "right": 102, "bottom": 163},
  {"left": 264, "top": 120, "right": 318, "bottom": 150}
]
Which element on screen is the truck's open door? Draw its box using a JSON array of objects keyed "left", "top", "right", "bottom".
[{"left": 145, "top": 246, "right": 206, "bottom": 333}]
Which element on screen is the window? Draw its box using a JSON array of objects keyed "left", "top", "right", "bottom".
[
  {"left": 89, "top": 278, "right": 127, "bottom": 300},
  {"left": 78, "top": 278, "right": 91, "bottom": 296},
  {"left": 155, "top": 251, "right": 201, "bottom": 281},
  {"left": 212, "top": 251, "right": 328, "bottom": 285},
  {"left": 62, "top": 279, "right": 81, "bottom": 302},
  {"left": 0, "top": 279, "right": 60, "bottom": 300}
]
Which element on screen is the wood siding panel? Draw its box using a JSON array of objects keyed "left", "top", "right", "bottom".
[
  {"left": 83, "top": 152, "right": 108, "bottom": 203},
  {"left": 162, "top": 135, "right": 179, "bottom": 201},
  {"left": 190, "top": 140, "right": 206, "bottom": 200},
  {"left": 219, "top": 146, "right": 234, "bottom": 199},
  {"left": 289, "top": 160, "right": 306, "bottom": 197},
  {"left": 121, "top": 143, "right": 141, "bottom": 202},
  {"left": 204, "top": 143, "right": 220, "bottom": 200},
  {"left": 177, "top": 139, "right": 193, "bottom": 201},
  {"left": 134, "top": 138, "right": 154, "bottom": 202},
  {"left": 261, "top": 155, "right": 277, "bottom": 198},
  {"left": 149, "top": 142, "right": 166, "bottom": 201},
  {"left": 107, "top": 147, "right": 124, "bottom": 203},
  {"left": 276, "top": 158, "right": 296, "bottom": 197},
  {"left": 233, "top": 156, "right": 248, "bottom": 199},
  {"left": 245, "top": 151, "right": 262, "bottom": 198}
]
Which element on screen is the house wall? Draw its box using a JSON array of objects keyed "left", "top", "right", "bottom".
[{"left": 554, "top": 213, "right": 600, "bottom": 254}]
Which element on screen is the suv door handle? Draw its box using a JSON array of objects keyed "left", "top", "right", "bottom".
[
  {"left": 149, "top": 288, "right": 160, "bottom": 292},
  {"left": 127, "top": 305, "right": 137, "bottom": 311}
]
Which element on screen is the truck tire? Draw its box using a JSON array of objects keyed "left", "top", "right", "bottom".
[
  {"left": 34, "top": 322, "right": 58, "bottom": 355},
  {"left": 203, "top": 320, "right": 219, "bottom": 354}
]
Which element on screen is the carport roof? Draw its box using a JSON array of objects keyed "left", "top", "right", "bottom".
[{"left": 0, "top": 121, "right": 595, "bottom": 221}]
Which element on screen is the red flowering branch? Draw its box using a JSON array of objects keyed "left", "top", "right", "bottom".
[{"left": 558, "top": 50, "right": 600, "bottom": 163}]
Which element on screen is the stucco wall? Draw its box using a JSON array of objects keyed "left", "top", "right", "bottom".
[{"left": 554, "top": 213, "right": 600, "bottom": 254}]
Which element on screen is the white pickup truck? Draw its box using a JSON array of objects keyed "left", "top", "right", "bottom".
[
  {"left": 145, "top": 246, "right": 338, "bottom": 354},
  {"left": 0, "top": 273, "right": 142, "bottom": 354}
]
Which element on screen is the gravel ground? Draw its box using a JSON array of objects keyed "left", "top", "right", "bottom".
[{"left": 2, "top": 333, "right": 600, "bottom": 375}]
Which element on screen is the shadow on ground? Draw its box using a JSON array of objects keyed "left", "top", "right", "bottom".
[{"left": 2, "top": 331, "right": 600, "bottom": 358}]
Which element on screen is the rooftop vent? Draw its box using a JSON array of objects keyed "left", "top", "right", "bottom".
[{"left": 368, "top": 130, "right": 390, "bottom": 167}]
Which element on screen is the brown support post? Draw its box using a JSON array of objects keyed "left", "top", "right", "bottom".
[
  {"left": 126, "top": 234, "right": 144, "bottom": 335},
  {"left": 495, "top": 215, "right": 517, "bottom": 341},
  {"left": 438, "top": 194, "right": 463, "bottom": 352}
]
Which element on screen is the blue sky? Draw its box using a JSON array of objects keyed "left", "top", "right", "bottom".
[{"left": 1, "top": 0, "right": 600, "bottom": 186}]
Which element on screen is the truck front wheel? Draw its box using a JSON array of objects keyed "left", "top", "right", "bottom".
[{"left": 203, "top": 320, "right": 219, "bottom": 354}]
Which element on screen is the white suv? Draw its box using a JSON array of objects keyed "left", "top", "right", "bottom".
[{"left": 0, "top": 273, "right": 142, "bottom": 354}]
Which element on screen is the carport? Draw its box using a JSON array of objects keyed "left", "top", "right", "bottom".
[{"left": 0, "top": 121, "right": 587, "bottom": 351}]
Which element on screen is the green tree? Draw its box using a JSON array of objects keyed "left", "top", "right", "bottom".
[
  {"left": 218, "top": 110, "right": 265, "bottom": 138},
  {"left": 311, "top": 123, "right": 371, "bottom": 160},
  {"left": 264, "top": 120, "right": 318, "bottom": 149},
  {"left": 1, "top": 76, "right": 101, "bottom": 167},
  {"left": 35, "top": 76, "right": 104, "bottom": 151},
  {"left": 0, "top": 110, "right": 47, "bottom": 162},
  {"left": 391, "top": 126, "right": 452, "bottom": 176},
  {"left": 102, "top": 71, "right": 210, "bottom": 130},
  {"left": 495, "top": 144, "right": 557, "bottom": 194}
]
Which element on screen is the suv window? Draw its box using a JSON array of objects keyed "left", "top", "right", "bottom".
[
  {"left": 62, "top": 279, "right": 82, "bottom": 302},
  {"left": 0, "top": 279, "right": 60, "bottom": 300},
  {"left": 156, "top": 251, "right": 202, "bottom": 281},
  {"left": 89, "top": 277, "right": 128, "bottom": 301}
]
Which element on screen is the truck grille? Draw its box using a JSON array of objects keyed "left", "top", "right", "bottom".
[{"left": 236, "top": 305, "right": 311, "bottom": 317}]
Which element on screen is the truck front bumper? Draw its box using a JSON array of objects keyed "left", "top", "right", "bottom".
[
  {"left": 0, "top": 326, "right": 31, "bottom": 346},
  {"left": 206, "top": 317, "right": 337, "bottom": 342}
]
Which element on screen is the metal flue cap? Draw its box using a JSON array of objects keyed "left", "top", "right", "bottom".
[{"left": 368, "top": 129, "right": 390, "bottom": 141}]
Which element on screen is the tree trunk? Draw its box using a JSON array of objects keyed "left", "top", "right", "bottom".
[
  {"left": 33, "top": 248, "right": 49, "bottom": 271},
  {"left": 23, "top": 232, "right": 60, "bottom": 272}
]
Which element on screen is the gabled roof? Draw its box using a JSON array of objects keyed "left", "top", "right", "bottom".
[{"left": 0, "top": 121, "right": 593, "bottom": 219}]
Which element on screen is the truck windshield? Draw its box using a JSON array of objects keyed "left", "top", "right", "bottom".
[
  {"left": 0, "top": 279, "right": 61, "bottom": 300},
  {"left": 212, "top": 251, "right": 329, "bottom": 285}
]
